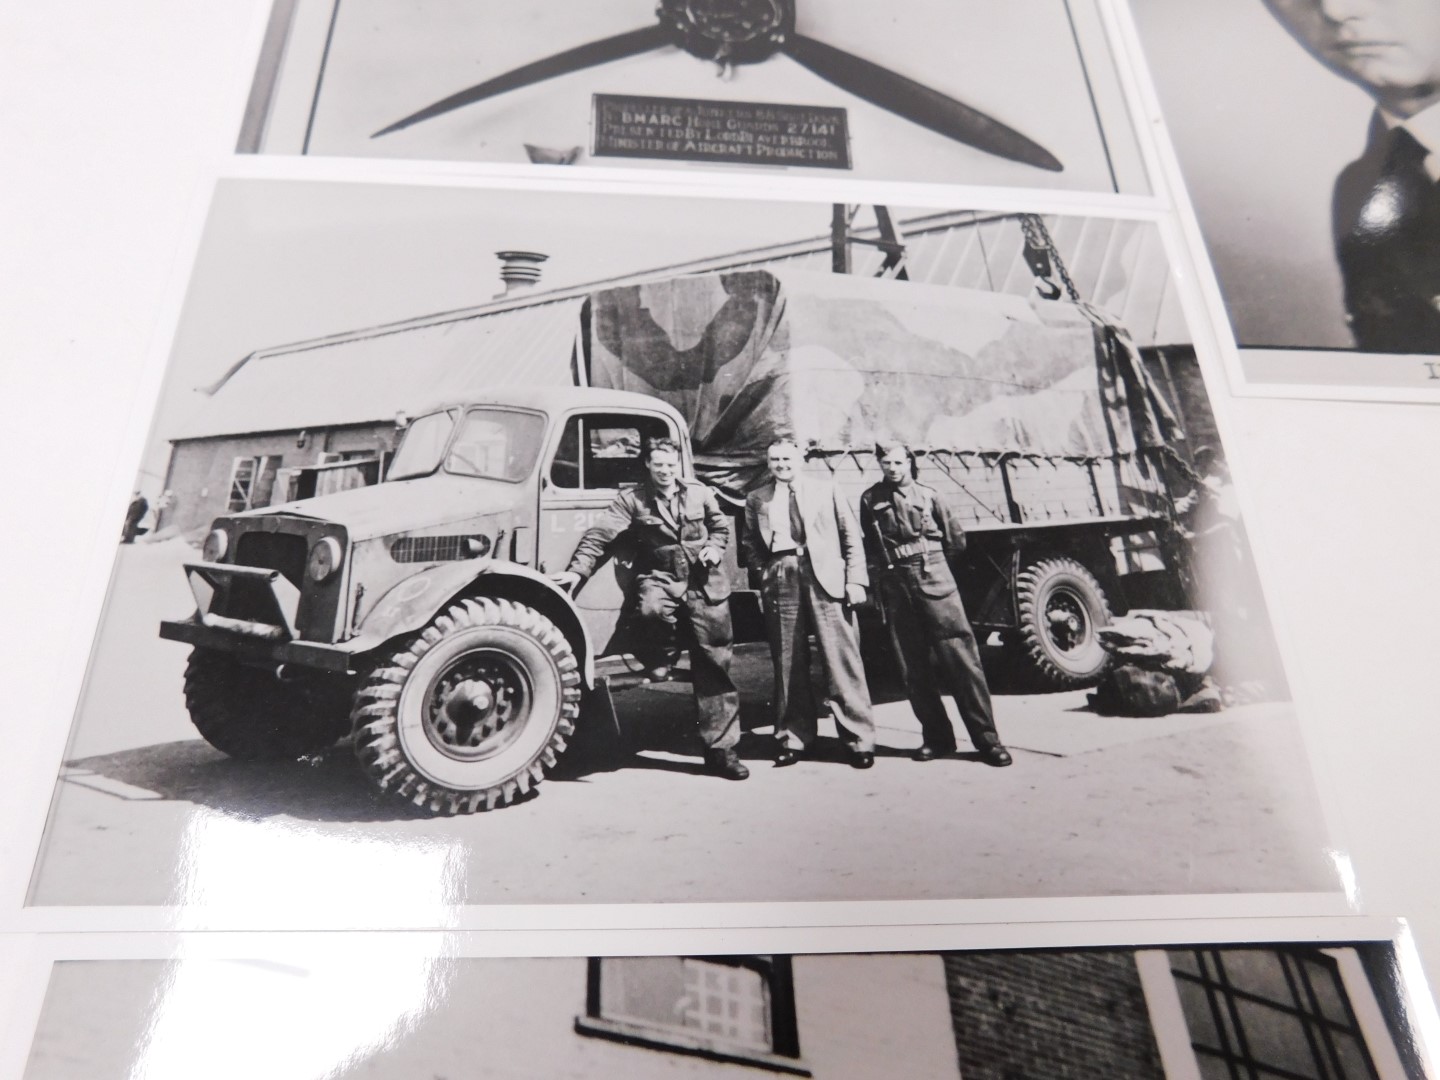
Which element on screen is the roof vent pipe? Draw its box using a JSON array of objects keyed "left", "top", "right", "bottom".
[{"left": 495, "top": 250, "right": 549, "bottom": 299}]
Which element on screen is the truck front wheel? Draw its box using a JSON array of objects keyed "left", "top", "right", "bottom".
[
  {"left": 183, "top": 649, "right": 351, "bottom": 760},
  {"left": 351, "top": 598, "right": 581, "bottom": 814},
  {"left": 1013, "top": 556, "right": 1113, "bottom": 690}
]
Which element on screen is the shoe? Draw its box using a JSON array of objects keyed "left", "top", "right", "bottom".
[
  {"left": 705, "top": 749, "right": 749, "bottom": 781},
  {"left": 849, "top": 750, "right": 875, "bottom": 770},
  {"left": 774, "top": 747, "right": 801, "bottom": 768},
  {"left": 914, "top": 744, "right": 954, "bottom": 762},
  {"left": 980, "top": 745, "right": 1014, "bottom": 768}
]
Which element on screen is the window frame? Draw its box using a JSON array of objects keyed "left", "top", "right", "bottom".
[
  {"left": 575, "top": 956, "right": 809, "bottom": 1076},
  {"left": 1176, "top": 947, "right": 1379, "bottom": 1080},
  {"left": 225, "top": 453, "right": 283, "bottom": 512},
  {"left": 545, "top": 410, "right": 680, "bottom": 493},
  {"left": 1135, "top": 947, "right": 1408, "bottom": 1080}
]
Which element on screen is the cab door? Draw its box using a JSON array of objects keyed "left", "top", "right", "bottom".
[{"left": 537, "top": 411, "right": 680, "bottom": 651}]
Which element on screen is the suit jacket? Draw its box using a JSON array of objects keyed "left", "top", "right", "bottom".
[
  {"left": 567, "top": 478, "right": 732, "bottom": 603},
  {"left": 743, "top": 476, "right": 867, "bottom": 601},
  {"left": 1334, "top": 114, "right": 1440, "bottom": 354}
]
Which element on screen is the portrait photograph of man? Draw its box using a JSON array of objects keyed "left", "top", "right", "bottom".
[{"left": 1130, "top": 0, "right": 1440, "bottom": 371}]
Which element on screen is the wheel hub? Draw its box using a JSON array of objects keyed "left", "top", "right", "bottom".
[
  {"left": 426, "top": 654, "right": 527, "bottom": 760},
  {"left": 1045, "top": 591, "right": 1090, "bottom": 654}
]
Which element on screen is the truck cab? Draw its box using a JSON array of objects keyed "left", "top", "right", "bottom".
[{"left": 161, "top": 387, "right": 694, "bottom": 815}]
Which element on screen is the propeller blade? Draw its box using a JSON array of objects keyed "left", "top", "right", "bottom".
[
  {"left": 374, "top": 24, "right": 670, "bottom": 138},
  {"left": 780, "top": 34, "right": 1062, "bottom": 172}
]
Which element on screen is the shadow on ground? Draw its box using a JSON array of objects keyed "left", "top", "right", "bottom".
[{"left": 59, "top": 680, "right": 786, "bottom": 821}]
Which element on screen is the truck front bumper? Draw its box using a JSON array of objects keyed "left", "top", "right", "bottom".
[
  {"left": 159, "top": 617, "right": 357, "bottom": 673},
  {"left": 159, "top": 560, "right": 356, "bottom": 673}
]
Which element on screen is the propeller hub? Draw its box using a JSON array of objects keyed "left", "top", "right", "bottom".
[{"left": 658, "top": 0, "right": 793, "bottom": 64}]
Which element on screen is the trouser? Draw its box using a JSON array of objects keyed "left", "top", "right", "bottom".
[
  {"left": 634, "top": 591, "right": 740, "bottom": 751},
  {"left": 877, "top": 565, "right": 1000, "bottom": 752},
  {"left": 762, "top": 553, "right": 875, "bottom": 752}
]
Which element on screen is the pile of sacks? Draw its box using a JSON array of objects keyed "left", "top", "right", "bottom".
[{"left": 1087, "top": 610, "right": 1223, "bottom": 717}]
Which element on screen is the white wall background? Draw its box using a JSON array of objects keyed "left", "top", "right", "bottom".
[{"left": 19, "top": 954, "right": 960, "bottom": 1079}]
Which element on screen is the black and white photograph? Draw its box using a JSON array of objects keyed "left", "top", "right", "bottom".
[
  {"left": 240, "top": 0, "right": 1148, "bottom": 192},
  {"left": 1126, "top": 0, "right": 1440, "bottom": 393},
  {"left": 17, "top": 179, "right": 1344, "bottom": 917},
  {"left": 14, "top": 941, "right": 1428, "bottom": 1078}
]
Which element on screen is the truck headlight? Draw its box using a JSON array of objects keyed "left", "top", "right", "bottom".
[
  {"left": 202, "top": 528, "right": 229, "bottom": 563},
  {"left": 307, "top": 537, "right": 343, "bottom": 582}
]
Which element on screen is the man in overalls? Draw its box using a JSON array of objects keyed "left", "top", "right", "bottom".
[
  {"left": 553, "top": 437, "right": 747, "bottom": 780},
  {"left": 859, "top": 443, "right": 1012, "bottom": 767}
]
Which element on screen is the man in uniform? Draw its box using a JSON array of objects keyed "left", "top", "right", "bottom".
[
  {"left": 859, "top": 443, "right": 1012, "bottom": 767},
  {"left": 551, "top": 437, "right": 747, "bottom": 780},
  {"left": 744, "top": 438, "right": 876, "bottom": 769}
]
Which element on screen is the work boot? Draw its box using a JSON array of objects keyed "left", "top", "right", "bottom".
[{"left": 705, "top": 748, "right": 749, "bottom": 781}]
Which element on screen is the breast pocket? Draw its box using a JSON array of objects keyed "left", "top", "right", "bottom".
[{"left": 679, "top": 512, "right": 708, "bottom": 544}]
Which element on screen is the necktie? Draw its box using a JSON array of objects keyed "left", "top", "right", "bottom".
[{"left": 787, "top": 482, "right": 806, "bottom": 543}]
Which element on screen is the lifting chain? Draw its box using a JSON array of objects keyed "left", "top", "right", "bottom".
[{"left": 1019, "top": 214, "right": 1080, "bottom": 303}]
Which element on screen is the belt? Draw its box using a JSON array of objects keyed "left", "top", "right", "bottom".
[
  {"left": 888, "top": 538, "right": 941, "bottom": 561},
  {"left": 769, "top": 545, "right": 805, "bottom": 560}
]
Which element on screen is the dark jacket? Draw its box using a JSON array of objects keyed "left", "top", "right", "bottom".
[
  {"left": 858, "top": 480, "right": 967, "bottom": 569},
  {"left": 566, "top": 478, "right": 732, "bottom": 603},
  {"left": 1334, "top": 115, "right": 1440, "bottom": 354},
  {"left": 859, "top": 480, "right": 974, "bottom": 638}
]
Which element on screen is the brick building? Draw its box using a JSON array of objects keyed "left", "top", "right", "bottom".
[{"left": 945, "top": 946, "right": 1421, "bottom": 1080}]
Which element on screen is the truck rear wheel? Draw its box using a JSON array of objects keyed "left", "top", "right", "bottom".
[
  {"left": 1014, "top": 556, "right": 1113, "bottom": 690},
  {"left": 351, "top": 598, "right": 581, "bottom": 814},
  {"left": 183, "top": 648, "right": 350, "bottom": 760}
]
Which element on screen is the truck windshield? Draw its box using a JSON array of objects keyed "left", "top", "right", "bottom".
[
  {"left": 387, "top": 409, "right": 458, "bottom": 481},
  {"left": 444, "top": 408, "right": 546, "bottom": 482}
]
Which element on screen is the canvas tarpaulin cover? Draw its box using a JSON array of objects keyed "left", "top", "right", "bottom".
[{"left": 584, "top": 269, "right": 1179, "bottom": 506}]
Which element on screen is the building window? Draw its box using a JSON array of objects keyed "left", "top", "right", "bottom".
[
  {"left": 576, "top": 957, "right": 808, "bottom": 1075},
  {"left": 1168, "top": 948, "right": 1381, "bottom": 1080},
  {"left": 226, "top": 455, "right": 282, "bottom": 512}
]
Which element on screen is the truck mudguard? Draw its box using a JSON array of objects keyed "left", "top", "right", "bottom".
[{"left": 346, "top": 558, "right": 595, "bottom": 685}]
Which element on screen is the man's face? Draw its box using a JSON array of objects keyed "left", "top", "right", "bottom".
[
  {"left": 767, "top": 443, "right": 800, "bottom": 483},
  {"left": 646, "top": 448, "right": 680, "bottom": 489},
  {"left": 1264, "top": 0, "right": 1440, "bottom": 114},
  {"left": 879, "top": 448, "right": 912, "bottom": 486}
]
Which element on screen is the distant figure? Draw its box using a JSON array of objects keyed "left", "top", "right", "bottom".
[
  {"left": 1263, "top": 0, "right": 1440, "bottom": 352},
  {"left": 121, "top": 491, "right": 148, "bottom": 544}
]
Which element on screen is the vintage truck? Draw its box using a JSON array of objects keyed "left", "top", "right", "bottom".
[{"left": 160, "top": 268, "right": 1186, "bottom": 813}]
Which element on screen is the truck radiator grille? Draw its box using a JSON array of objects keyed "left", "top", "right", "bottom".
[
  {"left": 234, "top": 532, "right": 309, "bottom": 585},
  {"left": 210, "top": 532, "right": 308, "bottom": 625},
  {"left": 391, "top": 534, "right": 491, "bottom": 562}
]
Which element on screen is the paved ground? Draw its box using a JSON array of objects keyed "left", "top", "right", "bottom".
[{"left": 26, "top": 542, "right": 1341, "bottom": 911}]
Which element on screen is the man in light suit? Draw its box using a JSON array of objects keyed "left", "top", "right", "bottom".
[
  {"left": 1263, "top": 0, "right": 1440, "bottom": 352},
  {"left": 743, "top": 438, "right": 876, "bottom": 768}
]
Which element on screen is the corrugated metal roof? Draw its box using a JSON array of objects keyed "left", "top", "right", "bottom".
[{"left": 177, "top": 297, "right": 584, "bottom": 438}]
